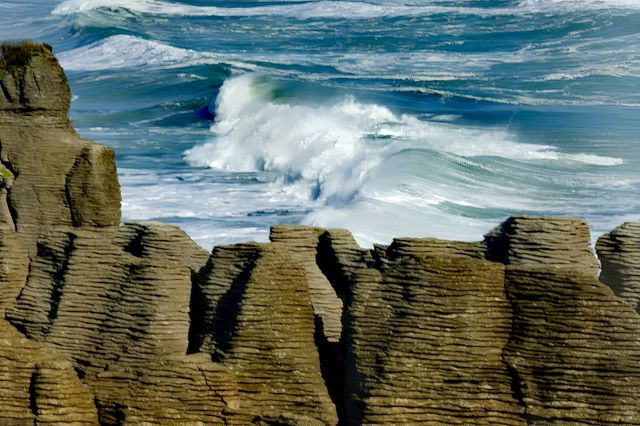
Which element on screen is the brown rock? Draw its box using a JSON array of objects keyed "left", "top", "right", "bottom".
[
  {"left": 0, "top": 43, "right": 120, "bottom": 254},
  {"left": 504, "top": 265, "right": 640, "bottom": 424},
  {"left": 195, "top": 241, "right": 339, "bottom": 424},
  {"left": 0, "top": 317, "right": 98, "bottom": 425},
  {"left": 485, "top": 215, "right": 599, "bottom": 273},
  {"left": 270, "top": 225, "right": 344, "bottom": 343},
  {"left": 337, "top": 247, "right": 523, "bottom": 425},
  {"left": 597, "top": 221, "right": 640, "bottom": 312}
]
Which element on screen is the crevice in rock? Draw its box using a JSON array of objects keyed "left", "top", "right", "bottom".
[
  {"left": 5, "top": 189, "right": 18, "bottom": 231},
  {"left": 314, "top": 231, "right": 370, "bottom": 425},
  {"left": 5, "top": 256, "right": 34, "bottom": 337},
  {"left": 46, "top": 233, "right": 76, "bottom": 325},
  {"left": 0, "top": 80, "right": 13, "bottom": 103},
  {"left": 209, "top": 260, "right": 255, "bottom": 360},
  {"left": 18, "top": 68, "right": 28, "bottom": 105},
  {"left": 63, "top": 171, "right": 78, "bottom": 226},
  {"left": 187, "top": 259, "right": 212, "bottom": 354},
  {"left": 371, "top": 244, "right": 390, "bottom": 271},
  {"left": 32, "top": 72, "right": 41, "bottom": 93},
  {"left": 315, "top": 232, "right": 351, "bottom": 305},
  {"left": 484, "top": 220, "right": 509, "bottom": 264},
  {"left": 314, "top": 232, "right": 353, "bottom": 425},
  {"left": 502, "top": 273, "right": 531, "bottom": 425},
  {"left": 122, "top": 229, "right": 145, "bottom": 258},
  {"left": 505, "top": 363, "right": 528, "bottom": 418},
  {"left": 313, "top": 314, "right": 345, "bottom": 425},
  {"left": 28, "top": 369, "right": 38, "bottom": 420}
]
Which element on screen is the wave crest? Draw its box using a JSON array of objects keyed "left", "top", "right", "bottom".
[
  {"left": 185, "top": 74, "right": 623, "bottom": 206},
  {"left": 53, "top": 0, "right": 640, "bottom": 19}
]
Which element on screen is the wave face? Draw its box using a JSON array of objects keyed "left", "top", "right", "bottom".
[
  {"left": 3, "top": 0, "right": 639, "bottom": 247},
  {"left": 51, "top": 0, "right": 640, "bottom": 18}
]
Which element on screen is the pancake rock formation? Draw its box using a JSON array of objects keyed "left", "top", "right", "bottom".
[{"left": 1, "top": 42, "right": 640, "bottom": 425}]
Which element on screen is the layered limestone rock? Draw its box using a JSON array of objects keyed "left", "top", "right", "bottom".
[
  {"left": 319, "top": 218, "right": 640, "bottom": 425},
  {"left": 0, "top": 317, "right": 99, "bottom": 425},
  {"left": 504, "top": 266, "right": 640, "bottom": 424},
  {"left": 270, "top": 225, "right": 344, "bottom": 343},
  {"left": 485, "top": 215, "right": 599, "bottom": 274},
  {"left": 2, "top": 42, "right": 640, "bottom": 426},
  {"left": 0, "top": 41, "right": 121, "bottom": 254},
  {"left": 194, "top": 241, "right": 339, "bottom": 425},
  {"left": 335, "top": 239, "right": 523, "bottom": 425},
  {"left": 597, "top": 221, "right": 640, "bottom": 312}
]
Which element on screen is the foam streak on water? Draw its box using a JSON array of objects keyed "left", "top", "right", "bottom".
[
  {"left": 3, "top": 0, "right": 638, "bottom": 248},
  {"left": 52, "top": 0, "right": 640, "bottom": 18}
]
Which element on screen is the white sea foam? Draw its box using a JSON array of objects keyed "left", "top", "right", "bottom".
[
  {"left": 517, "top": 0, "right": 640, "bottom": 12},
  {"left": 51, "top": 0, "right": 484, "bottom": 18},
  {"left": 184, "top": 74, "right": 624, "bottom": 208},
  {"left": 58, "top": 35, "right": 216, "bottom": 71},
  {"left": 53, "top": 0, "right": 640, "bottom": 19}
]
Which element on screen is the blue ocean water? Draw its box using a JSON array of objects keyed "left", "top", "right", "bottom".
[{"left": 2, "top": 0, "right": 639, "bottom": 247}]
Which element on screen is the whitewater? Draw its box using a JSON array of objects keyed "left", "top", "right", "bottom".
[{"left": 2, "top": 0, "right": 639, "bottom": 247}]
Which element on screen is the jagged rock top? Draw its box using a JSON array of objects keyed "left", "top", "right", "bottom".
[
  {"left": 0, "top": 42, "right": 121, "bottom": 251},
  {"left": 0, "top": 42, "right": 71, "bottom": 115},
  {"left": 484, "top": 215, "right": 599, "bottom": 273},
  {"left": 597, "top": 221, "right": 640, "bottom": 311}
]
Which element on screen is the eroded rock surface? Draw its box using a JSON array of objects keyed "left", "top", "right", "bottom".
[
  {"left": 0, "top": 43, "right": 120, "bottom": 254},
  {"left": 1, "top": 43, "right": 640, "bottom": 425},
  {"left": 485, "top": 215, "right": 599, "bottom": 274},
  {"left": 597, "top": 221, "right": 640, "bottom": 312}
]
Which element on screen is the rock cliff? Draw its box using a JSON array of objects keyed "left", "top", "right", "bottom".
[{"left": 1, "top": 43, "right": 640, "bottom": 425}]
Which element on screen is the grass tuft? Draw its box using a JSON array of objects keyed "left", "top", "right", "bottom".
[{"left": 0, "top": 41, "right": 53, "bottom": 79}]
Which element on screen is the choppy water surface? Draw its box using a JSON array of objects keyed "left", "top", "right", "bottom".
[{"left": 2, "top": 0, "right": 639, "bottom": 247}]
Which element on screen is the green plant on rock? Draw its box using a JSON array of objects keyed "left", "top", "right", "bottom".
[{"left": 0, "top": 41, "right": 52, "bottom": 80}]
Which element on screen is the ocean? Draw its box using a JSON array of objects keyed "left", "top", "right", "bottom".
[{"left": 2, "top": 0, "right": 639, "bottom": 248}]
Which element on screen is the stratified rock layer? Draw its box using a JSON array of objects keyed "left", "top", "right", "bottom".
[
  {"left": 1, "top": 43, "right": 640, "bottom": 425},
  {"left": 504, "top": 266, "right": 640, "bottom": 425},
  {"left": 597, "top": 221, "right": 640, "bottom": 312},
  {"left": 195, "top": 241, "right": 339, "bottom": 425},
  {"left": 485, "top": 215, "right": 599, "bottom": 273},
  {"left": 0, "top": 317, "right": 99, "bottom": 425},
  {"left": 334, "top": 238, "right": 522, "bottom": 425},
  {"left": 0, "top": 45, "right": 121, "bottom": 254}
]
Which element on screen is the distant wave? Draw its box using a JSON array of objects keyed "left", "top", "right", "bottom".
[
  {"left": 58, "top": 35, "right": 208, "bottom": 71},
  {"left": 53, "top": 0, "right": 640, "bottom": 19},
  {"left": 57, "top": 35, "right": 257, "bottom": 71},
  {"left": 185, "top": 74, "right": 623, "bottom": 206}
]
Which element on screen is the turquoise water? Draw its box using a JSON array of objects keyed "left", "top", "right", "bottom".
[{"left": 2, "top": 0, "right": 639, "bottom": 247}]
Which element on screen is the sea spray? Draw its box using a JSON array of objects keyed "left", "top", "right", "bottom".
[
  {"left": 11, "top": 0, "right": 636, "bottom": 248},
  {"left": 185, "top": 74, "right": 623, "bottom": 206}
]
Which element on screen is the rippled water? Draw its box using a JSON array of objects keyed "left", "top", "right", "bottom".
[{"left": 2, "top": 0, "right": 639, "bottom": 247}]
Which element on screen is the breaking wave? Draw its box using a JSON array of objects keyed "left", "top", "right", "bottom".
[{"left": 185, "top": 74, "right": 623, "bottom": 207}]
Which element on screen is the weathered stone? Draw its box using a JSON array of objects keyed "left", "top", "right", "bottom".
[
  {"left": 270, "top": 225, "right": 343, "bottom": 343},
  {"left": 0, "top": 45, "right": 120, "bottom": 254},
  {"left": 485, "top": 215, "right": 599, "bottom": 274},
  {"left": 6, "top": 222, "right": 208, "bottom": 372},
  {"left": 0, "top": 230, "right": 29, "bottom": 309},
  {"left": 0, "top": 317, "right": 99, "bottom": 425},
  {"left": 597, "top": 221, "right": 640, "bottom": 312},
  {"left": 0, "top": 44, "right": 70, "bottom": 114},
  {"left": 337, "top": 247, "right": 523, "bottom": 425},
  {"left": 504, "top": 265, "right": 640, "bottom": 424},
  {"left": 195, "top": 241, "right": 339, "bottom": 424}
]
